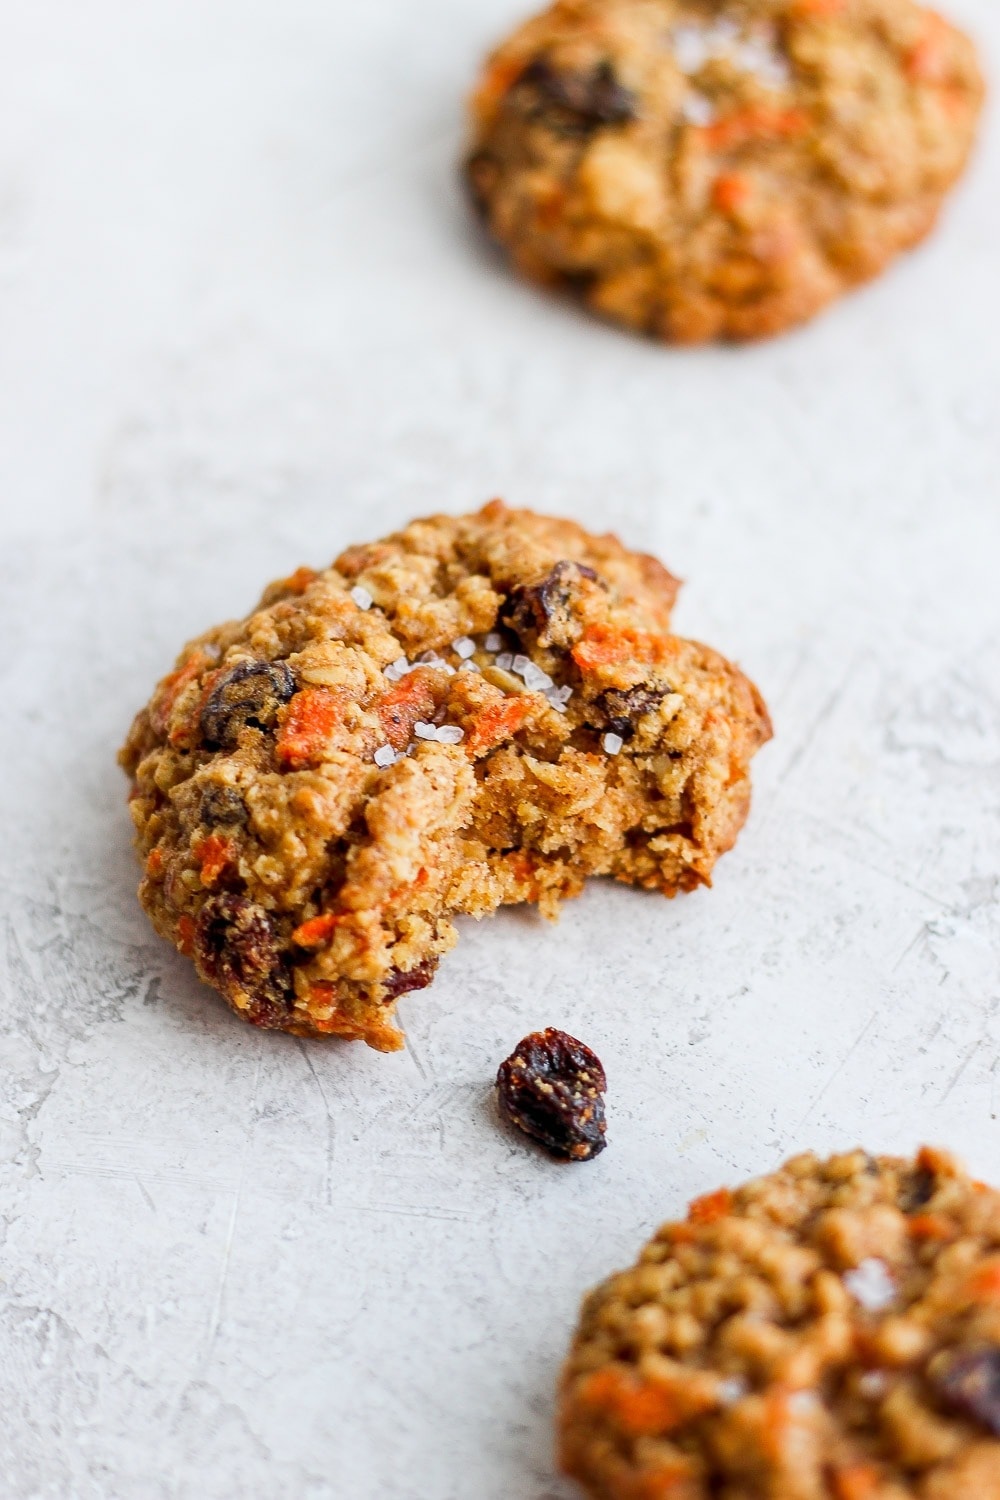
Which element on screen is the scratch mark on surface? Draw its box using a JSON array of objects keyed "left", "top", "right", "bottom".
[
  {"left": 940, "top": 1039, "right": 983, "bottom": 1106},
  {"left": 203, "top": 1046, "right": 262, "bottom": 1358},
  {"left": 790, "top": 1010, "right": 880, "bottom": 1138},
  {"left": 298, "top": 1038, "right": 336, "bottom": 1207},
  {"left": 763, "top": 657, "right": 861, "bottom": 817},
  {"left": 134, "top": 1175, "right": 156, "bottom": 1213}
]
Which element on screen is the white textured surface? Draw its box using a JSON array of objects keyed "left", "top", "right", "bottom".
[{"left": 1, "top": 2, "right": 999, "bottom": 1495}]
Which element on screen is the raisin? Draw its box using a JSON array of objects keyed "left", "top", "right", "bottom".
[
  {"left": 519, "top": 58, "right": 638, "bottom": 135},
  {"left": 901, "top": 1163, "right": 937, "bottom": 1211},
  {"left": 504, "top": 560, "right": 598, "bottom": 649},
  {"left": 199, "top": 783, "right": 248, "bottom": 827},
  {"left": 382, "top": 956, "right": 438, "bottom": 1002},
  {"left": 200, "top": 659, "right": 296, "bottom": 751},
  {"left": 595, "top": 684, "right": 667, "bottom": 741},
  {"left": 496, "top": 1028, "right": 607, "bottom": 1161},
  {"left": 931, "top": 1347, "right": 1000, "bottom": 1435},
  {"left": 194, "top": 893, "right": 292, "bottom": 1022}
]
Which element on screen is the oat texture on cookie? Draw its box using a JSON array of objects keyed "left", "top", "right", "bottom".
[
  {"left": 120, "top": 502, "right": 771, "bottom": 1049},
  {"left": 559, "top": 1148, "right": 1000, "bottom": 1499},
  {"left": 466, "top": 0, "right": 984, "bottom": 342}
]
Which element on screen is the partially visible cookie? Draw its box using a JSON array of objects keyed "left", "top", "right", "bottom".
[
  {"left": 559, "top": 1148, "right": 1000, "bottom": 1499},
  {"left": 466, "top": 0, "right": 984, "bottom": 342},
  {"left": 119, "top": 501, "right": 770, "bottom": 1049}
]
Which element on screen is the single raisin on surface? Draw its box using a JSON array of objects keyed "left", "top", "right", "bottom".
[
  {"left": 519, "top": 58, "right": 638, "bottom": 135},
  {"left": 194, "top": 893, "right": 293, "bottom": 1026},
  {"left": 200, "top": 659, "right": 296, "bottom": 751},
  {"left": 496, "top": 1028, "right": 607, "bottom": 1161},
  {"left": 595, "top": 684, "right": 668, "bottom": 741},
  {"left": 931, "top": 1347, "right": 1000, "bottom": 1436},
  {"left": 382, "top": 956, "right": 438, "bottom": 1002},
  {"left": 504, "top": 560, "right": 597, "bottom": 650}
]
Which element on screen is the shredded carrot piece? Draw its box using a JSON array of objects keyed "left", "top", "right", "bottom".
[
  {"left": 473, "top": 54, "right": 528, "bottom": 124},
  {"left": 713, "top": 172, "right": 752, "bottom": 214},
  {"left": 688, "top": 1187, "right": 733, "bottom": 1225},
  {"left": 967, "top": 1261, "right": 1000, "bottom": 1301},
  {"left": 145, "top": 848, "right": 164, "bottom": 878},
  {"left": 791, "top": 0, "right": 843, "bottom": 16},
  {"left": 831, "top": 1464, "right": 881, "bottom": 1500},
  {"left": 276, "top": 687, "right": 342, "bottom": 767},
  {"left": 572, "top": 623, "right": 666, "bottom": 672},
  {"left": 151, "top": 651, "right": 209, "bottom": 737},
  {"left": 177, "top": 914, "right": 196, "bottom": 957},
  {"left": 577, "top": 1368, "right": 685, "bottom": 1438},
  {"left": 907, "top": 11, "right": 952, "bottom": 83},
  {"left": 193, "top": 834, "right": 233, "bottom": 886},
  {"left": 281, "top": 565, "right": 318, "bottom": 595},
  {"left": 702, "top": 106, "right": 810, "bottom": 152},
  {"left": 466, "top": 695, "right": 532, "bottom": 755},
  {"left": 292, "top": 912, "right": 344, "bottom": 948},
  {"left": 629, "top": 1465, "right": 696, "bottom": 1499},
  {"left": 907, "top": 1213, "right": 956, "bottom": 1241},
  {"left": 376, "top": 669, "right": 439, "bottom": 752}
]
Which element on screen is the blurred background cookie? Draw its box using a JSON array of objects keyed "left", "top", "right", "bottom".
[
  {"left": 560, "top": 1147, "right": 1000, "bottom": 1498},
  {"left": 466, "top": 0, "right": 984, "bottom": 342}
]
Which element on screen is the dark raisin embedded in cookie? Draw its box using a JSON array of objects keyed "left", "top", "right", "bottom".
[
  {"left": 200, "top": 659, "right": 296, "bottom": 750},
  {"left": 497, "top": 1028, "right": 608, "bottom": 1161},
  {"left": 932, "top": 1347, "right": 1000, "bottom": 1437},
  {"left": 119, "top": 501, "right": 770, "bottom": 1048},
  {"left": 467, "top": 0, "right": 984, "bottom": 342},
  {"left": 518, "top": 58, "right": 639, "bottom": 135}
]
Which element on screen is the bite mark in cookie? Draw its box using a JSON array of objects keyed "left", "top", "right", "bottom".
[{"left": 120, "top": 501, "right": 770, "bottom": 1049}]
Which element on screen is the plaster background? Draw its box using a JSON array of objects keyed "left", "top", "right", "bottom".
[{"left": 0, "top": 2, "right": 998, "bottom": 1495}]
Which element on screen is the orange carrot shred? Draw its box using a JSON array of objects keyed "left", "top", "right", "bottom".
[
  {"left": 177, "top": 914, "right": 196, "bottom": 957},
  {"left": 713, "top": 172, "right": 752, "bottom": 214},
  {"left": 292, "top": 913, "right": 344, "bottom": 948},
  {"left": 688, "top": 1187, "right": 733, "bottom": 1225},
  {"left": 276, "top": 687, "right": 342, "bottom": 767},
  {"left": 831, "top": 1463, "right": 882, "bottom": 1500},
  {"left": 702, "top": 105, "right": 809, "bottom": 152},
  {"left": 907, "top": 1213, "right": 956, "bottom": 1241},
  {"left": 466, "top": 695, "right": 532, "bottom": 755},
  {"left": 578, "top": 1368, "right": 685, "bottom": 1438},
  {"left": 376, "top": 669, "right": 439, "bottom": 752},
  {"left": 151, "top": 652, "right": 209, "bottom": 738},
  {"left": 193, "top": 834, "right": 233, "bottom": 886},
  {"left": 572, "top": 623, "right": 666, "bottom": 672}
]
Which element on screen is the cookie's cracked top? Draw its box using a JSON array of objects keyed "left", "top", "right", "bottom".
[
  {"left": 559, "top": 1148, "right": 1000, "bottom": 1499},
  {"left": 120, "top": 502, "right": 770, "bottom": 1049},
  {"left": 466, "top": 0, "right": 983, "bottom": 342}
]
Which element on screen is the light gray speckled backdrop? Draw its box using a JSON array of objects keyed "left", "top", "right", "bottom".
[{"left": 1, "top": 2, "right": 998, "bottom": 1496}]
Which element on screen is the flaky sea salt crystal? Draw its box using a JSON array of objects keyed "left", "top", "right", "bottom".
[
  {"left": 384, "top": 656, "right": 409, "bottom": 681},
  {"left": 602, "top": 732, "right": 624, "bottom": 756},
  {"left": 485, "top": 633, "right": 503, "bottom": 652},
  {"left": 350, "top": 585, "right": 373, "bottom": 611},
  {"left": 435, "top": 725, "right": 464, "bottom": 745},
  {"left": 495, "top": 652, "right": 514, "bottom": 671},
  {"left": 521, "top": 662, "right": 553, "bottom": 691},
  {"left": 673, "top": 23, "right": 711, "bottom": 73},
  {"left": 681, "top": 92, "right": 715, "bottom": 126},
  {"left": 414, "top": 722, "right": 437, "bottom": 740},
  {"left": 459, "top": 660, "right": 480, "bottom": 673},
  {"left": 373, "top": 745, "right": 396, "bottom": 768},
  {"left": 844, "top": 1259, "right": 897, "bottom": 1313},
  {"left": 418, "top": 650, "right": 441, "bottom": 665},
  {"left": 452, "top": 636, "right": 476, "bottom": 659}
]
